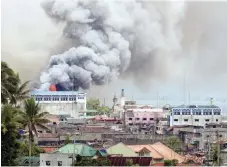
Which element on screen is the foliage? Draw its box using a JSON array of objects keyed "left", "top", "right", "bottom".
[
  {"left": 19, "top": 142, "right": 45, "bottom": 156},
  {"left": 64, "top": 135, "right": 71, "bottom": 145},
  {"left": 1, "top": 61, "right": 30, "bottom": 106},
  {"left": 164, "top": 136, "right": 183, "bottom": 153},
  {"left": 126, "top": 159, "right": 134, "bottom": 166},
  {"left": 21, "top": 97, "right": 50, "bottom": 142},
  {"left": 164, "top": 159, "right": 178, "bottom": 166},
  {"left": 87, "top": 98, "right": 110, "bottom": 114},
  {"left": 211, "top": 144, "right": 222, "bottom": 166},
  {"left": 1, "top": 105, "right": 23, "bottom": 166},
  {"left": 74, "top": 157, "right": 111, "bottom": 166},
  {"left": 1, "top": 61, "right": 19, "bottom": 104}
]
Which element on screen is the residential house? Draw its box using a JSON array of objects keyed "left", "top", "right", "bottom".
[
  {"left": 106, "top": 142, "right": 137, "bottom": 157},
  {"left": 40, "top": 153, "right": 72, "bottom": 166},
  {"left": 40, "top": 143, "right": 106, "bottom": 166},
  {"left": 127, "top": 145, "right": 163, "bottom": 163},
  {"left": 127, "top": 142, "right": 185, "bottom": 164}
]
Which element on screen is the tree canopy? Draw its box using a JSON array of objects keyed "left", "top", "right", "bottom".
[
  {"left": 87, "top": 98, "right": 110, "bottom": 114},
  {"left": 164, "top": 136, "right": 183, "bottom": 153},
  {"left": 1, "top": 61, "right": 50, "bottom": 166}
]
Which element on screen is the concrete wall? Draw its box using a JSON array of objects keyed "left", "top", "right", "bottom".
[{"left": 40, "top": 153, "right": 72, "bottom": 166}]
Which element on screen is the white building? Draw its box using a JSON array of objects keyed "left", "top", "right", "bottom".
[
  {"left": 40, "top": 153, "right": 72, "bottom": 166},
  {"left": 30, "top": 91, "right": 86, "bottom": 118},
  {"left": 170, "top": 105, "right": 222, "bottom": 127}
]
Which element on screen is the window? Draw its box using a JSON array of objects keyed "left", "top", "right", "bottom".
[
  {"left": 143, "top": 118, "right": 147, "bottom": 120},
  {"left": 136, "top": 118, "right": 140, "bottom": 120},
  {"left": 128, "top": 118, "right": 132, "bottom": 120},
  {"left": 184, "top": 119, "right": 188, "bottom": 122},
  {"left": 214, "top": 112, "right": 221, "bottom": 115},
  {"left": 219, "top": 135, "right": 223, "bottom": 138},
  {"left": 139, "top": 152, "right": 145, "bottom": 156},
  {"left": 195, "top": 119, "right": 199, "bottom": 122},
  {"left": 205, "top": 119, "right": 210, "bottom": 122},
  {"left": 150, "top": 118, "right": 154, "bottom": 120},
  {"left": 174, "top": 119, "right": 178, "bottom": 122},
  {"left": 174, "top": 112, "right": 180, "bottom": 115},
  {"left": 216, "top": 119, "right": 219, "bottom": 122},
  {"left": 58, "top": 161, "right": 62, "bottom": 166},
  {"left": 196, "top": 112, "right": 201, "bottom": 115},
  {"left": 129, "top": 123, "right": 133, "bottom": 126},
  {"left": 46, "top": 161, "right": 51, "bottom": 166}
]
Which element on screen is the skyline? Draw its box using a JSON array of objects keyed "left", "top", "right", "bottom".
[{"left": 2, "top": 0, "right": 227, "bottom": 112}]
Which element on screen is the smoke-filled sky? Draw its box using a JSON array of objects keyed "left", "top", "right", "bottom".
[{"left": 2, "top": 0, "right": 227, "bottom": 110}]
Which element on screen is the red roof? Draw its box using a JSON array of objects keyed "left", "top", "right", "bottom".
[
  {"left": 40, "top": 146, "right": 59, "bottom": 153},
  {"left": 108, "top": 157, "right": 152, "bottom": 166}
]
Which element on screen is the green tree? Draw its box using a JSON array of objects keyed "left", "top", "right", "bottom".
[
  {"left": 74, "top": 157, "right": 111, "bottom": 166},
  {"left": 1, "top": 61, "right": 20, "bottom": 104},
  {"left": 164, "top": 159, "right": 178, "bottom": 166},
  {"left": 211, "top": 144, "right": 222, "bottom": 166},
  {"left": 126, "top": 159, "right": 134, "bottom": 166},
  {"left": 87, "top": 98, "right": 100, "bottom": 110},
  {"left": 64, "top": 135, "right": 71, "bottom": 145},
  {"left": 21, "top": 97, "right": 50, "bottom": 166},
  {"left": 164, "top": 136, "right": 183, "bottom": 153},
  {"left": 10, "top": 80, "right": 30, "bottom": 107},
  {"left": 1, "top": 61, "right": 30, "bottom": 106},
  {"left": 1, "top": 105, "right": 23, "bottom": 166},
  {"left": 87, "top": 98, "right": 110, "bottom": 114},
  {"left": 19, "top": 142, "right": 45, "bottom": 156}
]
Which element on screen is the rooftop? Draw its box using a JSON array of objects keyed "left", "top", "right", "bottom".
[
  {"left": 30, "top": 90, "right": 85, "bottom": 96},
  {"left": 54, "top": 143, "right": 100, "bottom": 157},
  {"left": 173, "top": 105, "right": 220, "bottom": 109}
]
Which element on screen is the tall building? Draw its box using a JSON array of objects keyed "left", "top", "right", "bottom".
[
  {"left": 30, "top": 90, "right": 87, "bottom": 117},
  {"left": 170, "top": 105, "right": 222, "bottom": 127}
]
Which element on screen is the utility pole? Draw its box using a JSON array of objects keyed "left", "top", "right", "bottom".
[{"left": 216, "top": 131, "right": 220, "bottom": 166}]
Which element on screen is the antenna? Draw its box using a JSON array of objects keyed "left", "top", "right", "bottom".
[
  {"left": 188, "top": 92, "right": 191, "bottom": 105},
  {"left": 183, "top": 71, "right": 186, "bottom": 105}
]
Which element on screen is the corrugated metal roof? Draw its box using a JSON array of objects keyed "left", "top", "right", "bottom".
[
  {"left": 150, "top": 142, "right": 185, "bottom": 163},
  {"left": 55, "top": 143, "right": 99, "bottom": 157},
  {"left": 127, "top": 145, "right": 163, "bottom": 159}
]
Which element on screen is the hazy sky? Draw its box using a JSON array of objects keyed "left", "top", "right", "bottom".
[{"left": 2, "top": 0, "right": 227, "bottom": 111}]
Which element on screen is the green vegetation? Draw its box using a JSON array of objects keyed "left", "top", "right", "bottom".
[
  {"left": 64, "top": 135, "right": 71, "bottom": 145},
  {"left": 87, "top": 98, "right": 111, "bottom": 115},
  {"left": 1, "top": 61, "right": 50, "bottom": 166},
  {"left": 164, "top": 159, "right": 178, "bottom": 166},
  {"left": 125, "top": 159, "right": 134, "bottom": 166},
  {"left": 73, "top": 155, "right": 111, "bottom": 166},
  {"left": 164, "top": 136, "right": 183, "bottom": 153},
  {"left": 211, "top": 144, "right": 222, "bottom": 166},
  {"left": 1, "top": 105, "right": 22, "bottom": 165}
]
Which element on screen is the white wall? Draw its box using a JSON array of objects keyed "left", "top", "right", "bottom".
[{"left": 40, "top": 153, "right": 72, "bottom": 166}]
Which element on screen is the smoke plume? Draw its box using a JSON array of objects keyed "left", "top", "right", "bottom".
[{"left": 39, "top": 0, "right": 185, "bottom": 90}]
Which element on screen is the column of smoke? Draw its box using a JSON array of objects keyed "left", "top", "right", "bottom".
[{"left": 39, "top": 0, "right": 185, "bottom": 91}]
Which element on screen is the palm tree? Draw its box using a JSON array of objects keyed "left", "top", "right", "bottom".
[
  {"left": 1, "top": 105, "right": 23, "bottom": 165},
  {"left": 1, "top": 61, "right": 20, "bottom": 104},
  {"left": 21, "top": 98, "right": 50, "bottom": 166},
  {"left": 10, "top": 80, "right": 30, "bottom": 107}
]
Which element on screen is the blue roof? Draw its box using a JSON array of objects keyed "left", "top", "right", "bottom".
[{"left": 30, "top": 90, "right": 85, "bottom": 96}]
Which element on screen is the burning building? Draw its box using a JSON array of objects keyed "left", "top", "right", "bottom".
[{"left": 31, "top": 84, "right": 87, "bottom": 117}]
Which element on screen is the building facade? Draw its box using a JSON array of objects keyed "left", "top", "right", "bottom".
[
  {"left": 30, "top": 91, "right": 86, "bottom": 117},
  {"left": 125, "top": 108, "right": 165, "bottom": 126},
  {"left": 170, "top": 105, "right": 222, "bottom": 127},
  {"left": 40, "top": 153, "right": 72, "bottom": 166}
]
